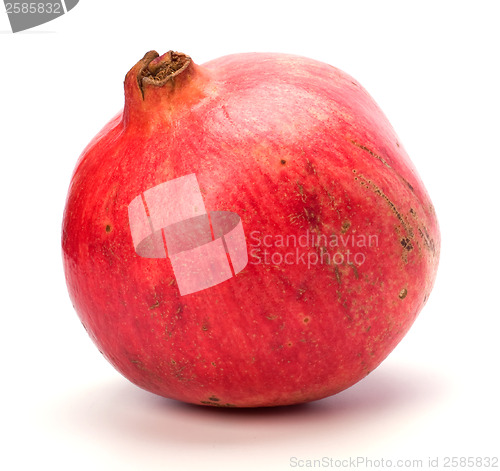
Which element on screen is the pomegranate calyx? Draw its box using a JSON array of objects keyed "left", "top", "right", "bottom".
[
  {"left": 123, "top": 50, "right": 201, "bottom": 128},
  {"left": 141, "top": 51, "right": 192, "bottom": 92},
  {"left": 128, "top": 50, "right": 192, "bottom": 100}
]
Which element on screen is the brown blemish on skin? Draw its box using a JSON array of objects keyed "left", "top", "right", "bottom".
[
  {"left": 103, "top": 246, "right": 120, "bottom": 266},
  {"left": 306, "top": 159, "right": 317, "bottom": 175},
  {"left": 401, "top": 249, "right": 408, "bottom": 264},
  {"left": 326, "top": 190, "right": 336, "bottom": 207},
  {"left": 341, "top": 220, "right": 351, "bottom": 234},
  {"left": 173, "top": 365, "right": 187, "bottom": 381},
  {"left": 288, "top": 213, "right": 301, "bottom": 225},
  {"left": 350, "top": 140, "right": 416, "bottom": 193},
  {"left": 316, "top": 245, "right": 330, "bottom": 263},
  {"left": 288, "top": 191, "right": 321, "bottom": 230},
  {"left": 290, "top": 184, "right": 323, "bottom": 229},
  {"left": 131, "top": 359, "right": 147, "bottom": 371},
  {"left": 356, "top": 173, "right": 426, "bottom": 263},
  {"left": 349, "top": 263, "right": 359, "bottom": 279},
  {"left": 303, "top": 205, "right": 320, "bottom": 227},
  {"left": 358, "top": 175, "right": 413, "bottom": 237},
  {"left": 399, "top": 288, "right": 408, "bottom": 299},
  {"left": 418, "top": 225, "right": 436, "bottom": 254},
  {"left": 208, "top": 396, "right": 220, "bottom": 402},
  {"left": 296, "top": 182, "right": 306, "bottom": 201},
  {"left": 105, "top": 224, "right": 112, "bottom": 233},
  {"left": 373, "top": 187, "right": 411, "bottom": 235},
  {"left": 400, "top": 238, "right": 413, "bottom": 251},
  {"left": 303, "top": 316, "right": 310, "bottom": 324},
  {"left": 280, "top": 159, "right": 287, "bottom": 165},
  {"left": 296, "top": 287, "right": 307, "bottom": 301},
  {"left": 149, "top": 300, "right": 160, "bottom": 310},
  {"left": 334, "top": 265, "right": 341, "bottom": 285},
  {"left": 401, "top": 177, "right": 414, "bottom": 192},
  {"left": 350, "top": 140, "right": 391, "bottom": 168}
]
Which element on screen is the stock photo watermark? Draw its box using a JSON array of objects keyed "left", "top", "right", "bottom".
[
  {"left": 249, "top": 230, "right": 379, "bottom": 269},
  {"left": 3, "top": 1, "right": 79, "bottom": 32},
  {"left": 289, "top": 455, "right": 499, "bottom": 468}
]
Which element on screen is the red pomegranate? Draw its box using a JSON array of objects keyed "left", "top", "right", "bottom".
[{"left": 62, "top": 50, "right": 440, "bottom": 407}]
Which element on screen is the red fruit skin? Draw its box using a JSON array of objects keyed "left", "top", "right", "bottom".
[{"left": 62, "top": 52, "right": 440, "bottom": 407}]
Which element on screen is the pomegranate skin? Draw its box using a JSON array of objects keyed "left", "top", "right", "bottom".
[{"left": 62, "top": 51, "right": 440, "bottom": 407}]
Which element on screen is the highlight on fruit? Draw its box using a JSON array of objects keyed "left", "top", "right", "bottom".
[{"left": 62, "top": 50, "right": 440, "bottom": 407}]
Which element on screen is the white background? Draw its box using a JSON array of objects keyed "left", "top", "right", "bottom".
[{"left": 1, "top": 1, "right": 499, "bottom": 470}]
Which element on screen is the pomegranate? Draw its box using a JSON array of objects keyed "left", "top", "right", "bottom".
[{"left": 62, "top": 50, "right": 440, "bottom": 407}]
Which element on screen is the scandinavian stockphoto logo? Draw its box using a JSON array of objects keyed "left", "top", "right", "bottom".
[
  {"left": 128, "top": 174, "right": 248, "bottom": 296},
  {"left": 3, "top": 0, "right": 79, "bottom": 33},
  {"left": 248, "top": 230, "right": 378, "bottom": 269}
]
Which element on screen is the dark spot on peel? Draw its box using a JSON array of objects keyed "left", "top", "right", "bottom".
[
  {"left": 349, "top": 263, "right": 359, "bottom": 279},
  {"left": 149, "top": 300, "right": 160, "bottom": 310},
  {"left": 289, "top": 189, "right": 322, "bottom": 230},
  {"left": 341, "top": 220, "right": 351, "bottom": 234},
  {"left": 400, "top": 238, "right": 413, "bottom": 251},
  {"left": 306, "top": 159, "right": 316, "bottom": 175},
  {"left": 334, "top": 265, "right": 341, "bottom": 285},
  {"left": 349, "top": 140, "right": 391, "bottom": 168},
  {"left": 296, "top": 286, "right": 307, "bottom": 301},
  {"left": 105, "top": 225, "right": 111, "bottom": 233},
  {"left": 399, "top": 288, "right": 408, "bottom": 299},
  {"left": 360, "top": 176, "right": 414, "bottom": 238}
]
